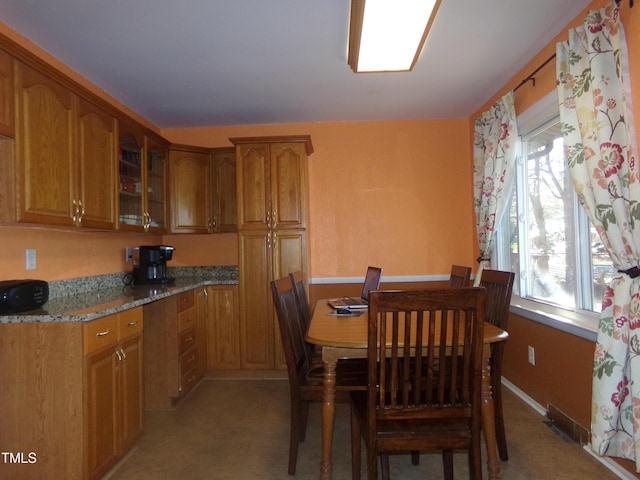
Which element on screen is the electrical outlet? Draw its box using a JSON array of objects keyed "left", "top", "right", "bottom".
[
  {"left": 125, "top": 247, "right": 134, "bottom": 262},
  {"left": 26, "top": 249, "right": 36, "bottom": 270},
  {"left": 528, "top": 345, "right": 536, "bottom": 366}
]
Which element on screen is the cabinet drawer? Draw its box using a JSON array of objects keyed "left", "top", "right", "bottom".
[
  {"left": 84, "top": 315, "right": 119, "bottom": 355},
  {"left": 178, "top": 307, "right": 196, "bottom": 333},
  {"left": 118, "top": 307, "right": 143, "bottom": 339},
  {"left": 178, "top": 326, "right": 196, "bottom": 354},
  {"left": 176, "top": 290, "right": 195, "bottom": 313},
  {"left": 179, "top": 344, "right": 199, "bottom": 378},
  {"left": 180, "top": 367, "right": 200, "bottom": 396}
]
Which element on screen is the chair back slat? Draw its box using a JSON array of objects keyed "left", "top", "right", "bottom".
[
  {"left": 289, "top": 271, "right": 312, "bottom": 332},
  {"left": 368, "top": 288, "right": 486, "bottom": 422}
]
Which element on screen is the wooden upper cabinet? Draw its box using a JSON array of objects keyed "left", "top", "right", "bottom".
[
  {"left": 118, "top": 126, "right": 168, "bottom": 233},
  {"left": 210, "top": 147, "right": 237, "bottom": 233},
  {"left": 118, "top": 126, "right": 145, "bottom": 231},
  {"left": 232, "top": 136, "right": 312, "bottom": 231},
  {"left": 169, "top": 146, "right": 211, "bottom": 234},
  {"left": 271, "top": 142, "right": 308, "bottom": 229},
  {"left": 145, "top": 135, "right": 169, "bottom": 232},
  {"left": 77, "top": 97, "right": 117, "bottom": 229},
  {"left": 6, "top": 61, "right": 117, "bottom": 229},
  {"left": 14, "top": 61, "right": 76, "bottom": 226},
  {"left": 0, "top": 50, "right": 14, "bottom": 137},
  {"left": 235, "top": 142, "right": 270, "bottom": 230}
]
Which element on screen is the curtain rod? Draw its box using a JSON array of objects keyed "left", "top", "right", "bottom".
[{"left": 514, "top": 53, "right": 556, "bottom": 92}]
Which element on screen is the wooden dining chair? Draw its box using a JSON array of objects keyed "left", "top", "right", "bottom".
[
  {"left": 271, "top": 276, "right": 367, "bottom": 475},
  {"left": 449, "top": 264, "right": 472, "bottom": 287},
  {"left": 478, "top": 269, "right": 515, "bottom": 461},
  {"left": 350, "top": 287, "right": 486, "bottom": 480}
]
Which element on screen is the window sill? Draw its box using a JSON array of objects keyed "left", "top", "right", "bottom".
[{"left": 510, "top": 296, "right": 599, "bottom": 342}]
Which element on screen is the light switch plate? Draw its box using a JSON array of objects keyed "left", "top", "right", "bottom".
[{"left": 26, "top": 249, "right": 36, "bottom": 270}]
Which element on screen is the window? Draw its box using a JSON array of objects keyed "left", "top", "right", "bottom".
[{"left": 494, "top": 93, "right": 617, "bottom": 321}]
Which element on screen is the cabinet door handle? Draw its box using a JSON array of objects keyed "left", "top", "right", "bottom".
[
  {"left": 273, "top": 232, "right": 277, "bottom": 247},
  {"left": 120, "top": 347, "right": 126, "bottom": 360},
  {"left": 272, "top": 210, "right": 276, "bottom": 228},
  {"left": 115, "top": 349, "right": 122, "bottom": 362},
  {"left": 96, "top": 329, "right": 111, "bottom": 337},
  {"left": 72, "top": 199, "right": 78, "bottom": 224},
  {"left": 78, "top": 201, "right": 85, "bottom": 222}
]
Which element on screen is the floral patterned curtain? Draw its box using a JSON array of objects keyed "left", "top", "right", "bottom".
[
  {"left": 556, "top": 1, "right": 640, "bottom": 469},
  {"left": 472, "top": 92, "right": 518, "bottom": 285}
]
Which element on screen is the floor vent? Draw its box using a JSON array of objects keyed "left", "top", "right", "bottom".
[{"left": 546, "top": 404, "right": 590, "bottom": 446}]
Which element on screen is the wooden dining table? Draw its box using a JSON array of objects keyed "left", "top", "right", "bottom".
[{"left": 305, "top": 299, "right": 509, "bottom": 480}]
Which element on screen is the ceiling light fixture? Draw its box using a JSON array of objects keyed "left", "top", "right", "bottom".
[{"left": 348, "top": 0, "right": 442, "bottom": 73}]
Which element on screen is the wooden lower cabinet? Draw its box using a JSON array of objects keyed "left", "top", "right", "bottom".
[
  {"left": 238, "top": 229, "right": 306, "bottom": 370},
  {"left": 144, "top": 289, "right": 202, "bottom": 409},
  {"left": 203, "top": 285, "right": 240, "bottom": 370},
  {"left": 0, "top": 307, "right": 143, "bottom": 480},
  {"left": 85, "top": 308, "right": 144, "bottom": 480}
]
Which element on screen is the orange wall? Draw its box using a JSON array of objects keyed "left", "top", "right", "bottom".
[
  {"left": 162, "top": 120, "right": 475, "bottom": 279},
  {"left": 0, "top": 226, "right": 159, "bottom": 282},
  {"left": 0, "top": 227, "right": 238, "bottom": 282}
]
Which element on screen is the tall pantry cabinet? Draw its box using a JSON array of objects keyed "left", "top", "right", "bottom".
[{"left": 231, "top": 135, "right": 312, "bottom": 370}]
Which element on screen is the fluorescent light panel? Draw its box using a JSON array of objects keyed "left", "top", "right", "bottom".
[{"left": 349, "top": 0, "right": 441, "bottom": 73}]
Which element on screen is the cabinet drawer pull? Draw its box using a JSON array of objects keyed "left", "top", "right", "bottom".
[
  {"left": 127, "top": 321, "right": 138, "bottom": 327},
  {"left": 96, "top": 329, "right": 111, "bottom": 337},
  {"left": 184, "top": 336, "right": 193, "bottom": 344}
]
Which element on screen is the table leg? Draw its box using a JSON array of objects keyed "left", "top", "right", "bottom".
[
  {"left": 320, "top": 357, "right": 337, "bottom": 480},
  {"left": 481, "top": 349, "right": 501, "bottom": 480}
]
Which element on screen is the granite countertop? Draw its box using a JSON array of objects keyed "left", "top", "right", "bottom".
[{"left": 0, "top": 266, "right": 238, "bottom": 324}]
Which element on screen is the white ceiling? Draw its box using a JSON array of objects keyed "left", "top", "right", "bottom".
[{"left": 0, "top": 0, "right": 593, "bottom": 128}]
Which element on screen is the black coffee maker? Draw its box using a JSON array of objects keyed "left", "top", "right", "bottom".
[{"left": 132, "top": 245, "right": 175, "bottom": 285}]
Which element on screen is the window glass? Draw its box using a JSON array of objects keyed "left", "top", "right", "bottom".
[{"left": 499, "top": 109, "right": 617, "bottom": 316}]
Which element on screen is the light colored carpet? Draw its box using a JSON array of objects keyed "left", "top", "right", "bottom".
[{"left": 106, "top": 379, "right": 620, "bottom": 480}]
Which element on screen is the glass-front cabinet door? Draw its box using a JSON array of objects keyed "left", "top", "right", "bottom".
[
  {"left": 145, "top": 136, "right": 168, "bottom": 232},
  {"left": 118, "top": 130, "right": 144, "bottom": 229},
  {"left": 118, "top": 124, "right": 167, "bottom": 232}
]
